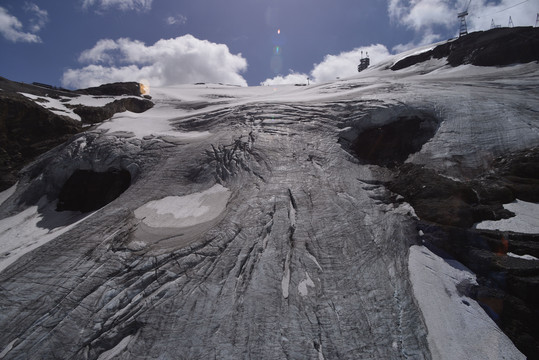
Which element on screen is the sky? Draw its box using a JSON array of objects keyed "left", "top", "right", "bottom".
[{"left": 0, "top": 0, "right": 537, "bottom": 88}]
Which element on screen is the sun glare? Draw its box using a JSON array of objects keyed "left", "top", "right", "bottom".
[{"left": 139, "top": 79, "right": 150, "bottom": 95}]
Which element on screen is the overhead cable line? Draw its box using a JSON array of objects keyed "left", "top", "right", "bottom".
[{"left": 475, "top": 0, "right": 530, "bottom": 18}]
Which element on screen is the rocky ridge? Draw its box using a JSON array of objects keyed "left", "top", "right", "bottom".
[{"left": 0, "top": 78, "right": 153, "bottom": 192}]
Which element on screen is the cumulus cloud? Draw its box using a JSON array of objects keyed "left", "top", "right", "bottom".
[
  {"left": 0, "top": 5, "right": 45, "bottom": 43},
  {"left": 62, "top": 35, "right": 248, "bottom": 89},
  {"left": 82, "top": 0, "right": 153, "bottom": 12},
  {"left": 311, "top": 45, "right": 392, "bottom": 83},
  {"left": 261, "top": 44, "right": 392, "bottom": 85},
  {"left": 166, "top": 14, "right": 187, "bottom": 26},
  {"left": 260, "top": 72, "right": 310, "bottom": 86},
  {"left": 389, "top": 0, "right": 538, "bottom": 51}
]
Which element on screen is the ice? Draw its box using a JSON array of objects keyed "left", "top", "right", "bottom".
[
  {"left": 0, "top": 339, "right": 17, "bottom": 359},
  {"left": 96, "top": 334, "right": 134, "bottom": 360},
  {"left": 408, "top": 245, "right": 525, "bottom": 359},
  {"left": 0, "top": 182, "right": 17, "bottom": 207},
  {"left": 475, "top": 200, "right": 539, "bottom": 234}
]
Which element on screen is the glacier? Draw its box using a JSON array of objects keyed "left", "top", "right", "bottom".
[{"left": 1, "top": 30, "right": 538, "bottom": 359}]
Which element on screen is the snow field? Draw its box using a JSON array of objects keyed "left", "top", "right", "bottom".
[
  {"left": 134, "top": 184, "right": 231, "bottom": 229},
  {"left": 408, "top": 245, "right": 525, "bottom": 360},
  {"left": 475, "top": 200, "right": 539, "bottom": 234},
  {"left": 0, "top": 197, "right": 93, "bottom": 274}
]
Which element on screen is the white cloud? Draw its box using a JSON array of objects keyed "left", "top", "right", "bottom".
[
  {"left": 389, "top": 0, "right": 458, "bottom": 31},
  {"left": 466, "top": 0, "right": 538, "bottom": 32},
  {"left": 0, "top": 6, "right": 41, "bottom": 43},
  {"left": 78, "top": 39, "right": 119, "bottom": 63},
  {"left": 311, "top": 45, "right": 392, "bottom": 83},
  {"left": 260, "top": 72, "right": 310, "bottom": 86},
  {"left": 166, "top": 14, "right": 187, "bottom": 26},
  {"left": 261, "top": 44, "right": 392, "bottom": 85},
  {"left": 24, "top": 2, "right": 48, "bottom": 33},
  {"left": 62, "top": 35, "right": 248, "bottom": 89},
  {"left": 392, "top": 32, "right": 443, "bottom": 53},
  {"left": 82, "top": 0, "right": 153, "bottom": 12},
  {"left": 388, "top": 0, "right": 538, "bottom": 51}
]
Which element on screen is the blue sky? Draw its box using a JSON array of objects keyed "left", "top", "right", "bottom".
[{"left": 0, "top": 0, "right": 537, "bottom": 88}]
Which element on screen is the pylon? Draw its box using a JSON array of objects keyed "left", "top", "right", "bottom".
[
  {"left": 458, "top": 11, "right": 469, "bottom": 37},
  {"left": 508, "top": 16, "right": 514, "bottom": 28},
  {"left": 491, "top": 19, "right": 496, "bottom": 29},
  {"left": 535, "top": 13, "right": 539, "bottom": 27}
]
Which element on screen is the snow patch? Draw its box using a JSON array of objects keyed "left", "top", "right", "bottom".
[
  {"left": 281, "top": 254, "right": 291, "bottom": 299},
  {"left": 507, "top": 252, "right": 538, "bottom": 261},
  {"left": 298, "top": 271, "right": 315, "bottom": 296},
  {"left": 134, "top": 184, "right": 231, "bottom": 228},
  {"left": 475, "top": 200, "right": 539, "bottom": 234},
  {"left": 18, "top": 92, "right": 82, "bottom": 121},
  {"left": 408, "top": 245, "right": 524, "bottom": 360},
  {"left": 98, "top": 104, "right": 210, "bottom": 140},
  {"left": 0, "top": 198, "right": 94, "bottom": 274}
]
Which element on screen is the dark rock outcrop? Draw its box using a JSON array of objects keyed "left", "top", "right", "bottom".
[
  {"left": 386, "top": 147, "right": 539, "bottom": 228},
  {"left": 347, "top": 115, "right": 439, "bottom": 167},
  {"left": 0, "top": 92, "right": 81, "bottom": 192},
  {"left": 0, "top": 77, "right": 153, "bottom": 191},
  {"left": 386, "top": 147, "right": 539, "bottom": 358},
  {"left": 72, "top": 98, "right": 154, "bottom": 124},
  {"left": 75, "top": 82, "right": 142, "bottom": 97},
  {"left": 391, "top": 27, "right": 539, "bottom": 71},
  {"left": 57, "top": 168, "right": 131, "bottom": 212}
]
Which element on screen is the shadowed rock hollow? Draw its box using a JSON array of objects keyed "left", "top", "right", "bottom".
[
  {"left": 57, "top": 169, "right": 132, "bottom": 212},
  {"left": 345, "top": 113, "right": 439, "bottom": 167}
]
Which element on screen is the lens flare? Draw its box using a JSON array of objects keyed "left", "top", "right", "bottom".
[{"left": 270, "top": 28, "right": 285, "bottom": 75}]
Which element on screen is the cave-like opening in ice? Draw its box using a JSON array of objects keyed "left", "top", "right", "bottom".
[{"left": 56, "top": 168, "right": 131, "bottom": 212}]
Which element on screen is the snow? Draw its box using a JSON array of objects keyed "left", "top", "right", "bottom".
[
  {"left": 19, "top": 92, "right": 82, "bottom": 120},
  {"left": 507, "top": 252, "right": 538, "bottom": 261},
  {"left": 18, "top": 92, "right": 143, "bottom": 122},
  {"left": 281, "top": 257, "right": 290, "bottom": 299},
  {"left": 97, "top": 104, "right": 210, "bottom": 140},
  {"left": 0, "top": 198, "right": 93, "bottom": 274},
  {"left": 475, "top": 200, "right": 539, "bottom": 234},
  {"left": 408, "top": 245, "right": 524, "bottom": 360},
  {"left": 298, "top": 271, "right": 315, "bottom": 296},
  {"left": 134, "top": 184, "right": 231, "bottom": 228}
]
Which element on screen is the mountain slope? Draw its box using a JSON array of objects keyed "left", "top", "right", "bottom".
[{"left": 0, "top": 29, "right": 538, "bottom": 359}]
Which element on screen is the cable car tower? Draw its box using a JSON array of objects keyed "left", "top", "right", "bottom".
[
  {"left": 357, "top": 51, "right": 370, "bottom": 72},
  {"left": 458, "top": 0, "right": 472, "bottom": 37}
]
